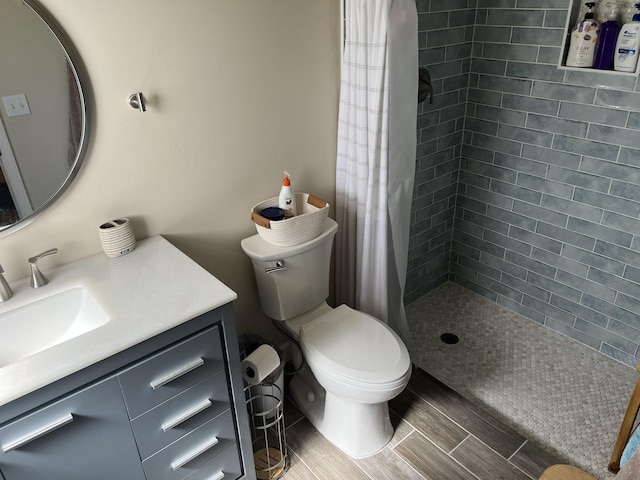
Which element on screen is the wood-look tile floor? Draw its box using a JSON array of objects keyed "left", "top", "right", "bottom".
[{"left": 280, "top": 367, "right": 559, "bottom": 480}]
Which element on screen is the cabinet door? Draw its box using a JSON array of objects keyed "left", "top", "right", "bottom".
[{"left": 0, "top": 377, "right": 145, "bottom": 480}]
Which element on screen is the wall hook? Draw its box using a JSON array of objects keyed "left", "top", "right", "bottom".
[{"left": 128, "top": 92, "right": 146, "bottom": 112}]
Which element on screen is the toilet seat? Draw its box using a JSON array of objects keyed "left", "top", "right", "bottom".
[{"left": 300, "top": 304, "right": 411, "bottom": 391}]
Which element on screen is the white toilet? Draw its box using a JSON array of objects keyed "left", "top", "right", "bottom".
[{"left": 241, "top": 218, "right": 412, "bottom": 458}]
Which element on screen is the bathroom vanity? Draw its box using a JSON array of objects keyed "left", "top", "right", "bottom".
[{"left": 0, "top": 236, "right": 255, "bottom": 480}]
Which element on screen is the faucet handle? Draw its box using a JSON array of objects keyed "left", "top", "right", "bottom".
[
  {"left": 28, "top": 248, "right": 58, "bottom": 288},
  {"left": 0, "top": 263, "right": 13, "bottom": 302},
  {"left": 28, "top": 248, "right": 59, "bottom": 265}
]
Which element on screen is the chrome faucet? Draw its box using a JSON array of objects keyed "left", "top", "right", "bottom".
[
  {"left": 0, "top": 264, "right": 13, "bottom": 301},
  {"left": 28, "top": 248, "right": 58, "bottom": 288}
]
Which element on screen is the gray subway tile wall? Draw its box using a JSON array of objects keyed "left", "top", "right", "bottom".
[
  {"left": 408, "top": 2, "right": 473, "bottom": 300},
  {"left": 407, "top": 0, "right": 640, "bottom": 367}
]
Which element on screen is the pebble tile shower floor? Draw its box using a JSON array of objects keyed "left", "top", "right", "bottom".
[{"left": 406, "top": 282, "right": 638, "bottom": 479}]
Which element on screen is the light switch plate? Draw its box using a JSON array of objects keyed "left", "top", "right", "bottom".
[{"left": 2, "top": 94, "right": 31, "bottom": 117}]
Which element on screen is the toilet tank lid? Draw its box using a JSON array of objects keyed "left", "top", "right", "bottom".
[{"left": 241, "top": 218, "right": 338, "bottom": 262}]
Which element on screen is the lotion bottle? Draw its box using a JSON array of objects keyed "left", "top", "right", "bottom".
[
  {"left": 593, "top": 3, "right": 621, "bottom": 70},
  {"left": 278, "top": 171, "right": 297, "bottom": 218},
  {"left": 614, "top": 3, "right": 640, "bottom": 72},
  {"left": 566, "top": 2, "right": 600, "bottom": 68}
]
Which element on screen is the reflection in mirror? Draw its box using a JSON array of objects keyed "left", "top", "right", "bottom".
[{"left": 0, "top": 0, "right": 88, "bottom": 234}]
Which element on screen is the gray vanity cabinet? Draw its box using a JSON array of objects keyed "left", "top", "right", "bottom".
[
  {"left": 0, "top": 304, "right": 254, "bottom": 480},
  {"left": 119, "top": 324, "right": 243, "bottom": 480},
  {"left": 0, "top": 376, "right": 146, "bottom": 480}
]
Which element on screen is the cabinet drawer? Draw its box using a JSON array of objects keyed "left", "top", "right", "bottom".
[
  {"left": 132, "top": 370, "right": 231, "bottom": 459},
  {"left": 142, "top": 410, "right": 237, "bottom": 480},
  {"left": 182, "top": 445, "right": 243, "bottom": 480},
  {"left": 119, "top": 325, "right": 225, "bottom": 418},
  {"left": 0, "top": 377, "right": 145, "bottom": 480}
]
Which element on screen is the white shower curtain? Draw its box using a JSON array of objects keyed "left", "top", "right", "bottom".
[{"left": 335, "top": 0, "right": 418, "bottom": 343}]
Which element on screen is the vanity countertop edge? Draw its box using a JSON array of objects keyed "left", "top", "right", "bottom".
[{"left": 0, "top": 235, "right": 237, "bottom": 407}]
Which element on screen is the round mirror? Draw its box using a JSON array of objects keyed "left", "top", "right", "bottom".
[{"left": 0, "top": 0, "right": 89, "bottom": 235}]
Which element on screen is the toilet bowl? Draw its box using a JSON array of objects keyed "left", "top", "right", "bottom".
[{"left": 241, "top": 218, "right": 412, "bottom": 458}]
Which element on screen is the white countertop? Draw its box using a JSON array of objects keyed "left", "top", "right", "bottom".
[{"left": 0, "top": 235, "right": 237, "bottom": 406}]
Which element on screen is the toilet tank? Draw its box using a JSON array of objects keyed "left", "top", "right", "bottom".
[{"left": 241, "top": 218, "right": 338, "bottom": 321}]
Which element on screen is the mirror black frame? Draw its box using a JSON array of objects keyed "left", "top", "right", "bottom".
[{"left": 0, "top": 0, "right": 90, "bottom": 236}]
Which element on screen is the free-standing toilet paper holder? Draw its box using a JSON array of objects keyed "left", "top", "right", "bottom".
[
  {"left": 240, "top": 342, "right": 289, "bottom": 479},
  {"left": 245, "top": 383, "right": 288, "bottom": 480}
]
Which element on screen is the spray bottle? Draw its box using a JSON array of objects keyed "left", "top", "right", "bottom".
[{"left": 278, "top": 171, "right": 297, "bottom": 218}]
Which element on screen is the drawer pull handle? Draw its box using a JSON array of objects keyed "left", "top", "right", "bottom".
[
  {"left": 171, "top": 435, "right": 219, "bottom": 471},
  {"left": 161, "top": 399, "right": 212, "bottom": 431},
  {"left": 150, "top": 357, "right": 205, "bottom": 390},
  {"left": 2, "top": 413, "right": 74, "bottom": 453},
  {"left": 207, "top": 471, "right": 225, "bottom": 480}
]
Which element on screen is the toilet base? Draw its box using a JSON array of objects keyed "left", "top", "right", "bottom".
[{"left": 288, "top": 366, "right": 394, "bottom": 459}]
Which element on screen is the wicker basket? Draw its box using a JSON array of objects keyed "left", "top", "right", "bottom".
[{"left": 251, "top": 193, "right": 329, "bottom": 246}]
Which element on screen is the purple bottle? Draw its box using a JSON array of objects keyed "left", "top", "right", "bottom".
[{"left": 593, "top": 4, "right": 621, "bottom": 70}]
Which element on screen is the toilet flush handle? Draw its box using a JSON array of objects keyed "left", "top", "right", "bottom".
[{"left": 265, "top": 260, "right": 286, "bottom": 274}]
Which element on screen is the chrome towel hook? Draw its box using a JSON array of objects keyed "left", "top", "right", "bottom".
[{"left": 128, "top": 92, "right": 146, "bottom": 112}]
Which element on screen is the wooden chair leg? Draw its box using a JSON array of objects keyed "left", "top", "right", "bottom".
[
  {"left": 609, "top": 362, "right": 640, "bottom": 473},
  {"left": 539, "top": 464, "right": 597, "bottom": 480}
]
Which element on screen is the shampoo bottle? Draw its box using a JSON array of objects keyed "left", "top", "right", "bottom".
[
  {"left": 566, "top": 2, "right": 600, "bottom": 68},
  {"left": 614, "top": 3, "right": 640, "bottom": 72},
  {"left": 278, "top": 171, "right": 297, "bottom": 218},
  {"left": 593, "top": 3, "right": 621, "bottom": 70}
]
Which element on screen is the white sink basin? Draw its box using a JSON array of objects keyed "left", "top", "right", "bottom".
[{"left": 0, "top": 287, "right": 110, "bottom": 367}]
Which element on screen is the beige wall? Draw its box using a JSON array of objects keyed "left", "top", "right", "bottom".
[{"left": 0, "top": 0, "right": 341, "bottom": 338}]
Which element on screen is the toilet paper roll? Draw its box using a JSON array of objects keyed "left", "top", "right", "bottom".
[{"left": 242, "top": 344, "right": 280, "bottom": 385}]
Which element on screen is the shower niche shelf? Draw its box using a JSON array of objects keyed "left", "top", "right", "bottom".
[{"left": 558, "top": 0, "right": 640, "bottom": 76}]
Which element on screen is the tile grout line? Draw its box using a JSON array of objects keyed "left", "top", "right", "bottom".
[
  {"left": 285, "top": 448, "right": 322, "bottom": 480},
  {"left": 391, "top": 423, "right": 418, "bottom": 446},
  {"left": 386, "top": 444, "right": 430, "bottom": 480},
  {"left": 448, "top": 433, "right": 472, "bottom": 456},
  {"left": 283, "top": 408, "right": 325, "bottom": 480},
  {"left": 350, "top": 458, "right": 376, "bottom": 480},
  {"left": 508, "top": 439, "right": 528, "bottom": 461},
  {"left": 458, "top": 433, "right": 541, "bottom": 480},
  {"left": 406, "top": 427, "right": 483, "bottom": 480},
  {"left": 507, "top": 438, "right": 542, "bottom": 480},
  {"left": 403, "top": 382, "right": 519, "bottom": 457}
]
